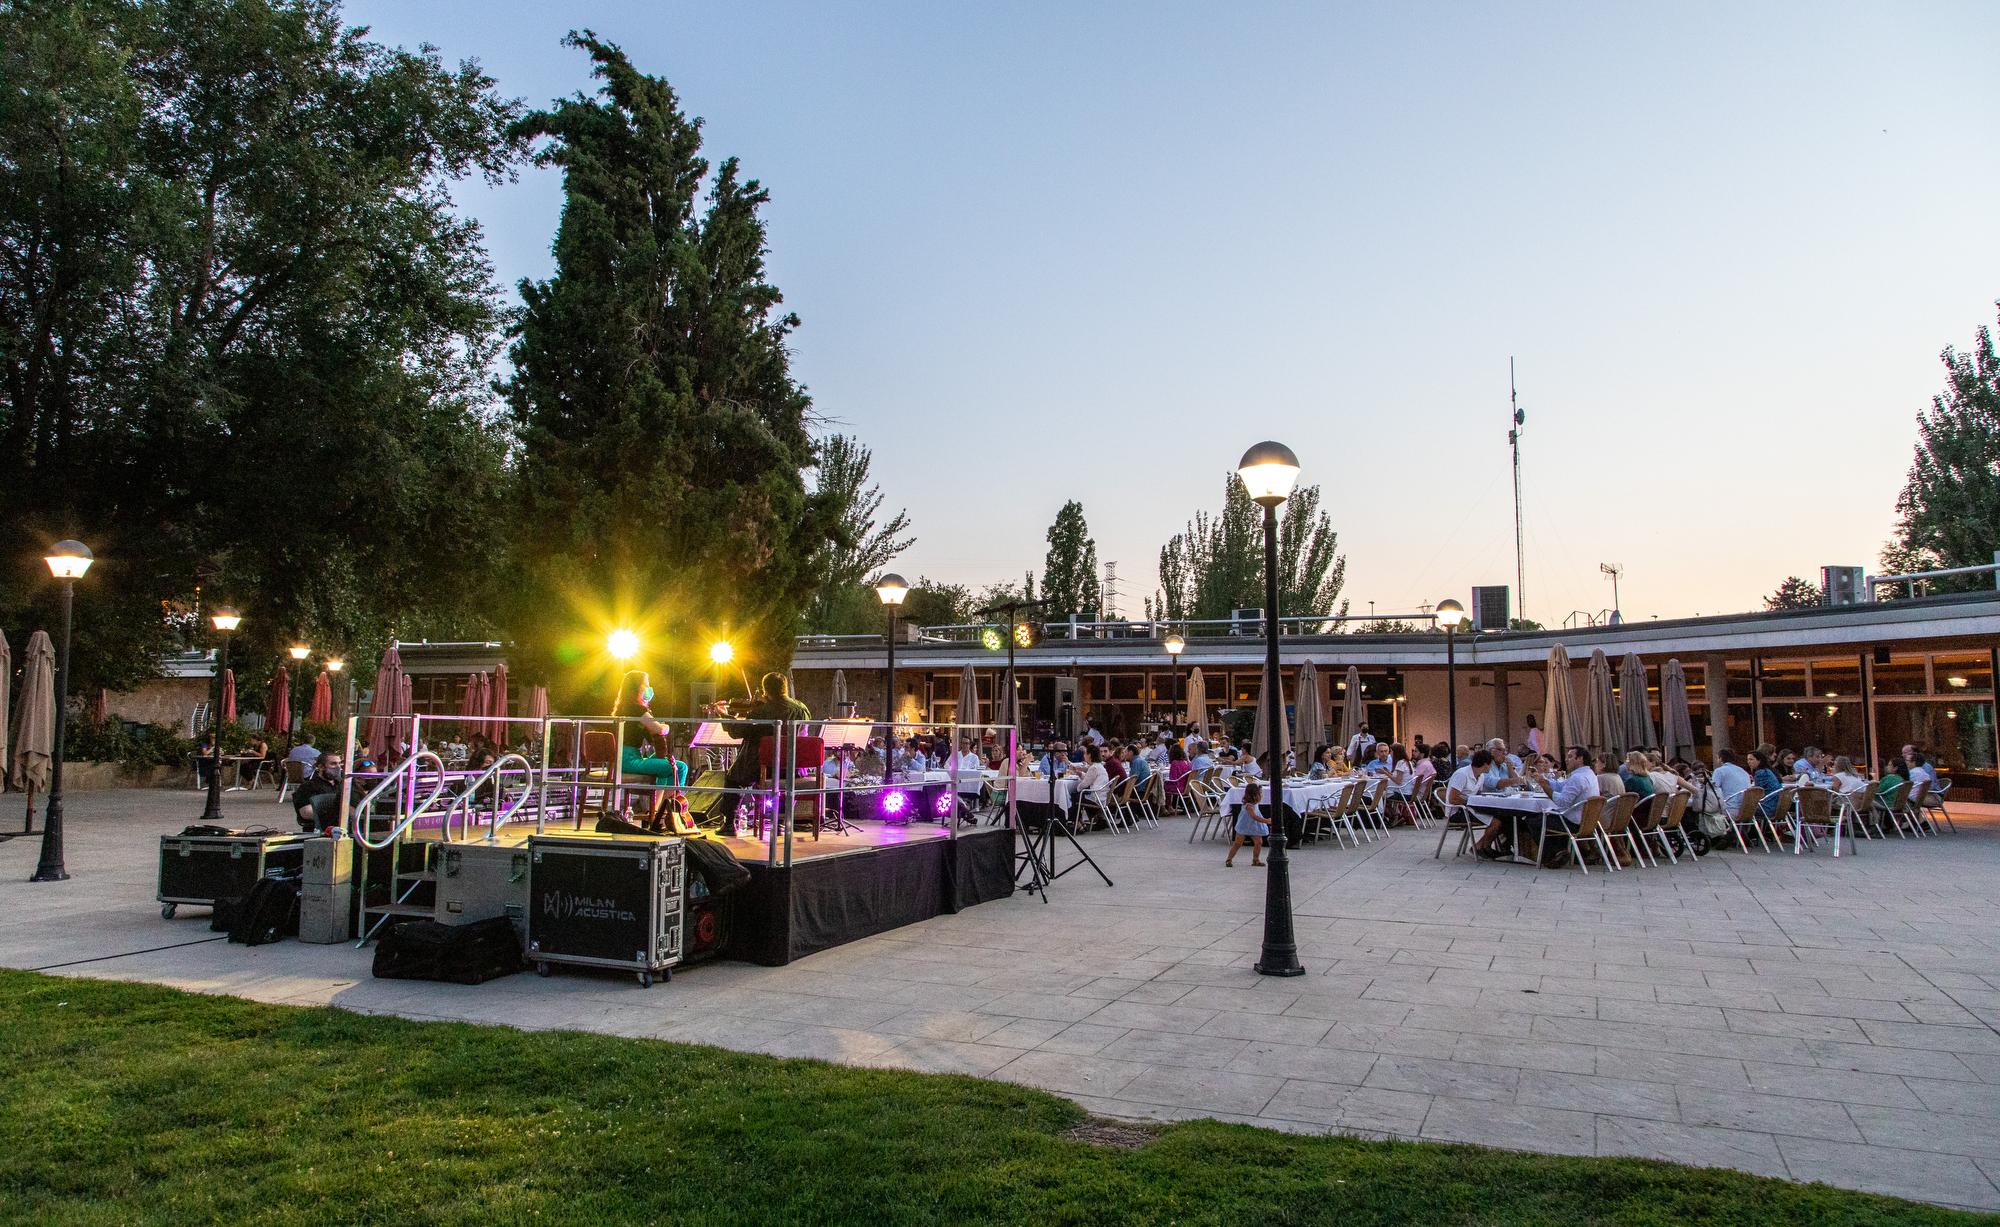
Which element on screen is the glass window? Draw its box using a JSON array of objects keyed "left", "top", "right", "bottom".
[
  {"left": 1726, "top": 661, "right": 1755, "bottom": 700},
  {"left": 1871, "top": 653, "right": 1928, "bottom": 695},
  {"left": 1930, "top": 653, "right": 1993, "bottom": 695},
  {"left": 1759, "top": 659, "right": 1807, "bottom": 699},
  {"left": 1107, "top": 674, "right": 1143, "bottom": 701},
  {"left": 1811, "top": 659, "right": 1861, "bottom": 698},
  {"left": 1760, "top": 702, "right": 1866, "bottom": 760},
  {"left": 1874, "top": 700, "right": 1996, "bottom": 801},
  {"left": 1234, "top": 675, "right": 1260, "bottom": 705}
]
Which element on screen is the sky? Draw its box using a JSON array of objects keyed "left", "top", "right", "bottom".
[{"left": 346, "top": 0, "right": 2000, "bottom": 626}]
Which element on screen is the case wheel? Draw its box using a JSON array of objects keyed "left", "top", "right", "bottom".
[
  {"left": 638, "top": 972, "right": 653, "bottom": 989},
  {"left": 160, "top": 903, "right": 178, "bottom": 920},
  {"left": 535, "top": 961, "right": 551, "bottom": 978}
]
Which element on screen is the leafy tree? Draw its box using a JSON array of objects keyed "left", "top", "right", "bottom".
[
  {"left": 0, "top": 0, "right": 520, "bottom": 690},
  {"left": 1040, "top": 501, "right": 1101, "bottom": 618},
  {"left": 897, "top": 578, "right": 973, "bottom": 628},
  {"left": 1354, "top": 619, "right": 1421, "bottom": 634},
  {"left": 1888, "top": 304, "right": 2000, "bottom": 594},
  {"left": 1764, "top": 577, "right": 1823, "bottom": 611},
  {"left": 809, "top": 435, "right": 913, "bottom": 628},
  {"left": 503, "top": 33, "right": 837, "bottom": 703},
  {"left": 1157, "top": 476, "right": 1348, "bottom": 624}
]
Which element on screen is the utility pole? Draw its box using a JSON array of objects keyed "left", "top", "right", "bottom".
[{"left": 1510, "top": 358, "right": 1527, "bottom": 626}]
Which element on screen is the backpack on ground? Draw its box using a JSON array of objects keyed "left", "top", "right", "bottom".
[{"left": 228, "top": 872, "right": 301, "bottom": 946}]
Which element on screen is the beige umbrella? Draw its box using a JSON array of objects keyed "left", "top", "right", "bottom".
[
  {"left": 1618, "top": 653, "right": 1656, "bottom": 750},
  {"left": 958, "top": 664, "right": 978, "bottom": 729},
  {"left": 1582, "top": 648, "right": 1617, "bottom": 752},
  {"left": 1543, "top": 645, "right": 1583, "bottom": 751},
  {"left": 1660, "top": 659, "right": 1696, "bottom": 763},
  {"left": 1340, "top": 665, "right": 1364, "bottom": 744},
  {"left": 12, "top": 632, "right": 55, "bottom": 815},
  {"left": 0, "top": 629, "right": 11, "bottom": 787},
  {"left": 999, "top": 664, "right": 1018, "bottom": 735},
  {"left": 1251, "top": 661, "right": 1291, "bottom": 764},
  {"left": 1184, "top": 667, "right": 1209, "bottom": 739},
  {"left": 830, "top": 669, "right": 849, "bottom": 712},
  {"left": 1293, "top": 660, "right": 1325, "bottom": 755}
]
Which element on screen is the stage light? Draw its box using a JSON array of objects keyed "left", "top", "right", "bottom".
[
  {"left": 980, "top": 627, "right": 1003, "bottom": 652},
  {"left": 933, "top": 791, "right": 956, "bottom": 817},
  {"left": 608, "top": 629, "right": 639, "bottom": 661},
  {"left": 880, "top": 789, "right": 910, "bottom": 818},
  {"left": 1013, "top": 622, "right": 1034, "bottom": 648},
  {"left": 709, "top": 640, "right": 734, "bottom": 665}
]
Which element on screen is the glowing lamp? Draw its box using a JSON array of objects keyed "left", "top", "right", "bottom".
[
  {"left": 210, "top": 605, "right": 242, "bottom": 633},
  {"left": 289, "top": 643, "right": 312, "bottom": 661},
  {"left": 326, "top": 658, "right": 345, "bottom": 673},
  {"left": 980, "top": 627, "right": 1003, "bottom": 652},
  {"left": 709, "top": 641, "right": 734, "bottom": 665},
  {"left": 1947, "top": 675, "right": 1969, "bottom": 689},
  {"left": 1435, "top": 598, "right": 1467, "bottom": 630},
  {"left": 1235, "top": 440, "right": 1301, "bottom": 507},
  {"left": 44, "top": 540, "right": 93, "bottom": 580},
  {"left": 607, "top": 629, "right": 640, "bottom": 661},
  {"left": 1164, "top": 633, "right": 1185, "bottom": 656},
  {"left": 875, "top": 573, "right": 909, "bottom": 607},
  {"left": 1012, "top": 622, "right": 1035, "bottom": 649}
]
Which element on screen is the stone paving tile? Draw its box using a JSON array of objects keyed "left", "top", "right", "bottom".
[
  {"left": 1096, "top": 1028, "right": 1246, "bottom": 1071},
  {"left": 1739, "top": 1060, "right": 1924, "bottom": 1109},
  {"left": 1844, "top": 1103, "right": 2000, "bottom": 1160},
  {"left": 1262, "top": 1081, "right": 1431, "bottom": 1135},
  {"left": 1228, "top": 1039, "right": 1378, "bottom": 1087},
  {"left": 1777, "top": 1136, "right": 2000, "bottom": 1211},
  {"left": 1115, "top": 1065, "right": 1287, "bottom": 1116},
  {"left": 1594, "top": 1115, "right": 1792, "bottom": 1179},
  {"left": 1676, "top": 1086, "right": 1864, "bottom": 1143},
  {"left": 1514, "top": 1070, "right": 1679, "bottom": 1121},
  {"left": 992, "top": 1050, "right": 1149, "bottom": 1098},
  {"left": 1365, "top": 1055, "right": 1521, "bottom": 1103},
  {"left": 1420, "top": 1097, "right": 1596, "bottom": 1156},
  {"left": 1036, "top": 1022, "right": 1131, "bottom": 1055},
  {"left": 872, "top": 1038, "right": 1021, "bottom": 1076}
]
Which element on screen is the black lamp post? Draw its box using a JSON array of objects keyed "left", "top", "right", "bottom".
[
  {"left": 1239, "top": 442, "right": 1305, "bottom": 978},
  {"left": 1164, "top": 632, "right": 1185, "bottom": 731},
  {"left": 199, "top": 605, "right": 242, "bottom": 823},
  {"left": 31, "top": 540, "right": 92, "bottom": 883},
  {"left": 287, "top": 642, "right": 311, "bottom": 745},
  {"left": 876, "top": 573, "right": 909, "bottom": 736},
  {"left": 1436, "top": 598, "right": 1466, "bottom": 757}
]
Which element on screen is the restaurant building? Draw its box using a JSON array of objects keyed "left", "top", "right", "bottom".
[{"left": 787, "top": 591, "right": 2000, "bottom": 801}]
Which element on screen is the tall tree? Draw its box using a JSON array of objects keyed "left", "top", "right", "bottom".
[
  {"left": 1764, "top": 577, "right": 1823, "bottom": 611},
  {"left": 504, "top": 33, "right": 836, "bottom": 702},
  {"left": 808, "top": 435, "right": 913, "bottom": 627},
  {"left": 1040, "top": 501, "right": 1101, "bottom": 618},
  {"left": 0, "top": 0, "right": 519, "bottom": 689},
  {"left": 1157, "top": 475, "right": 1348, "bottom": 625},
  {"left": 1888, "top": 304, "right": 2000, "bottom": 594}
]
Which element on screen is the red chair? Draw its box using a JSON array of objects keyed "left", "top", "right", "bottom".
[{"left": 758, "top": 735, "right": 826, "bottom": 840}]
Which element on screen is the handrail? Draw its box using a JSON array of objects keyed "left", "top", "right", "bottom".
[
  {"left": 350, "top": 751, "right": 448, "bottom": 850},
  {"left": 442, "top": 753, "right": 534, "bottom": 843}
]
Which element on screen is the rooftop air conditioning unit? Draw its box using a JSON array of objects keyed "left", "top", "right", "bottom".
[
  {"left": 1821, "top": 566, "right": 1864, "bottom": 607},
  {"left": 1471, "top": 585, "right": 1511, "bottom": 631},
  {"left": 1231, "top": 608, "right": 1264, "bottom": 636}
]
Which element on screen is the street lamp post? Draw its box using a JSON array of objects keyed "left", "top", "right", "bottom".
[
  {"left": 325, "top": 656, "right": 346, "bottom": 725},
  {"left": 1238, "top": 442, "right": 1304, "bottom": 978},
  {"left": 32, "top": 540, "right": 92, "bottom": 883},
  {"left": 1164, "top": 632, "right": 1185, "bottom": 731},
  {"left": 199, "top": 605, "right": 242, "bottom": 824},
  {"left": 288, "top": 642, "right": 310, "bottom": 744},
  {"left": 876, "top": 573, "right": 909, "bottom": 735},
  {"left": 1436, "top": 598, "right": 1466, "bottom": 757}
]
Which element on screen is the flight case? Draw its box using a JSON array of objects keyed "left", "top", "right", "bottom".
[
  {"left": 158, "top": 830, "right": 307, "bottom": 919},
  {"left": 525, "top": 835, "right": 685, "bottom": 987}
]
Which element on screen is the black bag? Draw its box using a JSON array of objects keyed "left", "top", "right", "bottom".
[
  {"left": 683, "top": 835, "right": 750, "bottom": 898},
  {"left": 372, "top": 917, "right": 522, "bottom": 984},
  {"left": 228, "top": 873, "right": 300, "bottom": 946}
]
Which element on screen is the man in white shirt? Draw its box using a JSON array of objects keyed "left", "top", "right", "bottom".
[
  {"left": 1538, "top": 745, "right": 1601, "bottom": 829},
  {"left": 1144, "top": 736, "right": 1169, "bottom": 771},
  {"left": 1907, "top": 752, "right": 1938, "bottom": 792},
  {"left": 1448, "top": 748, "right": 1494, "bottom": 800},
  {"left": 1083, "top": 722, "right": 1106, "bottom": 747},
  {"left": 1346, "top": 724, "right": 1377, "bottom": 766}
]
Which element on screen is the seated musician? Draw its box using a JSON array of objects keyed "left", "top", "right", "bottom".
[{"left": 720, "top": 672, "right": 812, "bottom": 837}]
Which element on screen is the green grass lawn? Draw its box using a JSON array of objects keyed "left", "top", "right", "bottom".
[{"left": 0, "top": 969, "right": 1989, "bottom": 1226}]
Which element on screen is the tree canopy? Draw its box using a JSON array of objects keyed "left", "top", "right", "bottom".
[
  {"left": 1887, "top": 304, "right": 2000, "bottom": 593},
  {"left": 1764, "top": 577, "right": 1823, "bottom": 611},
  {"left": 1157, "top": 476, "right": 1348, "bottom": 625},
  {"left": 0, "top": 0, "right": 521, "bottom": 692},
  {"left": 502, "top": 32, "right": 840, "bottom": 704},
  {"left": 1040, "top": 501, "right": 1101, "bottom": 619}
]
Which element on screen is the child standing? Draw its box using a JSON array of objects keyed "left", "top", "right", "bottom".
[{"left": 1226, "top": 779, "right": 1269, "bottom": 867}]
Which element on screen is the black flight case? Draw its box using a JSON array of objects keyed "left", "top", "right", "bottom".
[
  {"left": 157, "top": 829, "right": 308, "bottom": 919},
  {"left": 525, "top": 835, "right": 685, "bottom": 987}
]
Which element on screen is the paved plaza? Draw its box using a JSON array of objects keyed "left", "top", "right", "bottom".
[{"left": 5, "top": 790, "right": 2000, "bottom": 1211}]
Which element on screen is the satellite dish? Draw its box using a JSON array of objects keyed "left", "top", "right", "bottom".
[{"left": 1514, "top": 408, "right": 1526, "bottom": 425}]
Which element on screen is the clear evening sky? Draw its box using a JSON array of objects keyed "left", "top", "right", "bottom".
[{"left": 347, "top": 1, "right": 1999, "bottom": 625}]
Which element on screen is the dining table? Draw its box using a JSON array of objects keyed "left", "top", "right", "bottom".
[{"left": 1463, "top": 789, "right": 1559, "bottom": 866}]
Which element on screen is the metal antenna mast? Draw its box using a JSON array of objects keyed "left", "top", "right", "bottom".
[{"left": 1509, "top": 358, "right": 1527, "bottom": 624}]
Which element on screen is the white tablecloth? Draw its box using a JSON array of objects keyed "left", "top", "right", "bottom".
[
  {"left": 1222, "top": 777, "right": 1347, "bottom": 814},
  {"left": 1465, "top": 791, "right": 1556, "bottom": 815},
  {"left": 1012, "top": 777, "right": 1076, "bottom": 809}
]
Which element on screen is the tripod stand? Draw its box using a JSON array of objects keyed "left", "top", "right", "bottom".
[{"left": 1015, "top": 766, "right": 1113, "bottom": 895}]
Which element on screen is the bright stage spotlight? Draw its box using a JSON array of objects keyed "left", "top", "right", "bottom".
[{"left": 608, "top": 629, "right": 640, "bottom": 661}]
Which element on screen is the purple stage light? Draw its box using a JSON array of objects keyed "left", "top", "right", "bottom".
[
  {"left": 880, "top": 789, "right": 910, "bottom": 818},
  {"left": 932, "top": 791, "right": 955, "bottom": 817}
]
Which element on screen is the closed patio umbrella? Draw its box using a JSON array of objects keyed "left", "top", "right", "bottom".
[
  {"left": 958, "top": 664, "right": 978, "bottom": 729},
  {"left": 0, "top": 629, "right": 12, "bottom": 785},
  {"left": 1660, "top": 659, "right": 1696, "bottom": 763},
  {"left": 12, "top": 631, "right": 55, "bottom": 805},
  {"left": 1252, "top": 661, "right": 1290, "bottom": 764},
  {"left": 1618, "top": 653, "right": 1656, "bottom": 750},
  {"left": 268, "top": 666, "right": 291, "bottom": 736},
  {"left": 488, "top": 662, "right": 510, "bottom": 745},
  {"left": 1293, "top": 660, "right": 1324, "bottom": 755},
  {"left": 1340, "top": 665, "right": 1364, "bottom": 745},
  {"left": 527, "top": 685, "right": 549, "bottom": 723},
  {"left": 1543, "top": 645, "right": 1583, "bottom": 751},
  {"left": 1582, "top": 649, "right": 1616, "bottom": 752},
  {"left": 831, "top": 669, "right": 849, "bottom": 713},
  {"left": 220, "top": 667, "right": 237, "bottom": 725},
  {"left": 309, "top": 670, "right": 333, "bottom": 725},
  {"left": 460, "top": 671, "right": 487, "bottom": 738},
  {"left": 1184, "top": 667, "right": 1209, "bottom": 739},
  {"left": 366, "top": 643, "right": 404, "bottom": 758}
]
